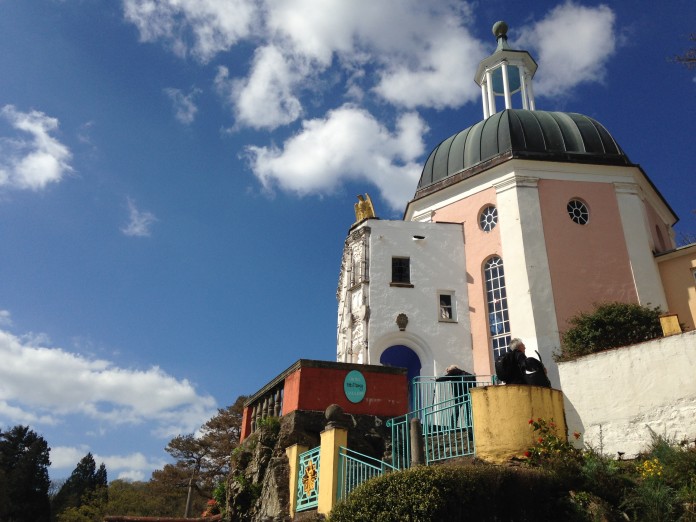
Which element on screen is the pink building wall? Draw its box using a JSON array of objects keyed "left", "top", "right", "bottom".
[
  {"left": 538, "top": 179, "right": 637, "bottom": 331},
  {"left": 432, "top": 187, "right": 501, "bottom": 376}
]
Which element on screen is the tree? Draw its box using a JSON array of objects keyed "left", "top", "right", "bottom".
[
  {"left": 556, "top": 302, "right": 663, "bottom": 361},
  {"left": 0, "top": 425, "right": 52, "bottom": 522},
  {"left": 165, "top": 395, "right": 247, "bottom": 495},
  {"left": 104, "top": 479, "right": 178, "bottom": 518},
  {"left": 52, "top": 453, "right": 108, "bottom": 520}
]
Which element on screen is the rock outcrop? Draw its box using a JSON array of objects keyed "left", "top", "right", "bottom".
[{"left": 226, "top": 409, "right": 392, "bottom": 521}]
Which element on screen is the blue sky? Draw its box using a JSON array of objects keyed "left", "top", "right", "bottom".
[{"left": 1, "top": 0, "right": 694, "bottom": 482}]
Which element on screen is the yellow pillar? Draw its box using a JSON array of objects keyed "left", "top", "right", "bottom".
[
  {"left": 285, "top": 443, "right": 308, "bottom": 515},
  {"left": 471, "top": 385, "right": 566, "bottom": 463},
  {"left": 317, "top": 426, "right": 348, "bottom": 515}
]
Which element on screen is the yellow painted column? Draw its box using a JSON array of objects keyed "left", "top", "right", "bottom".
[
  {"left": 471, "top": 385, "right": 566, "bottom": 463},
  {"left": 317, "top": 426, "right": 348, "bottom": 515},
  {"left": 285, "top": 443, "right": 308, "bottom": 515}
]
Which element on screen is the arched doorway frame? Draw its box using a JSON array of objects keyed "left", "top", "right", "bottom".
[{"left": 371, "top": 331, "right": 435, "bottom": 377}]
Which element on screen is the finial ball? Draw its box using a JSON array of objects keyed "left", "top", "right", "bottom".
[{"left": 492, "top": 21, "right": 508, "bottom": 39}]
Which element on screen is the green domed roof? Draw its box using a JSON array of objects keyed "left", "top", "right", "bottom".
[{"left": 417, "top": 109, "right": 631, "bottom": 193}]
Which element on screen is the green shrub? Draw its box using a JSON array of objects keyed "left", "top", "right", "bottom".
[
  {"left": 328, "top": 464, "right": 582, "bottom": 522},
  {"left": 256, "top": 416, "right": 280, "bottom": 435},
  {"left": 525, "top": 418, "right": 583, "bottom": 472},
  {"left": 556, "top": 302, "right": 662, "bottom": 361}
]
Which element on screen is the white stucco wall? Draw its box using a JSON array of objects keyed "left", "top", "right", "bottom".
[
  {"left": 559, "top": 331, "right": 696, "bottom": 457},
  {"left": 366, "top": 220, "right": 473, "bottom": 377},
  {"left": 496, "top": 175, "right": 561, "bottom": 387}
]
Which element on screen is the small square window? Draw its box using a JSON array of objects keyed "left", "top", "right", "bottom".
[
  {"left": 439, "top": 293, "right": 456, "bottom": 322},
  {"left": 391, "top": 257, "right": 410, "bottom": 284}
]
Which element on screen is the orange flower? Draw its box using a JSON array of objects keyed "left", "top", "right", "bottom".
[{"left": 538, "top": 437, "right": 544, "bottom": 443}]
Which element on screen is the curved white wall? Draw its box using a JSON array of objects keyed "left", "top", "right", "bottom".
[{"left": 559, "top": 331, "right": 696, "bottom": 457}]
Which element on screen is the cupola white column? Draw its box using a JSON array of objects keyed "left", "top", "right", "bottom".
[
  {"left": 501, "top": 61, "right": 512, "bottom": 109},
  {"left": 474, "top": 21, "right": 538, "bottom": 115}
]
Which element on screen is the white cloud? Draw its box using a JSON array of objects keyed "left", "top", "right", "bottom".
[
  {"left": 246, "top": 105, "right": 427, "bottom": 210},
  {"left": 0, "top": 310, "right": 12, "bottom": 327},
  {"left": 122, "top": 197, "right": 158, "bottom": 237},
  {"left": 515, "top": 2, "right": 617, "bottom": 97},
  {"left": 164, "top": 87, "right": 201, "bottom": 124},
  {"left": 120, "top": 1, "right": 620, "bottom": 205},
  {"left": 0, "top": 105, "right": 73, "bottom": 191},
  {"left": 51, "top": 445, "right": 165, "bottom": 481},
  {"left": 0, "top": 328, "right": 217, "bottom": 437},
  {"left": 215, "top": 46, "right": 305, "bottom": 130},
  {"left": 264, "top": 0, "right": 485, "bottom": 109},
  {"left": 122, "top": 0, "right": 258, "bottom": 62},
  {"left": 50, "top": 445, "right": 91, "bottom": 470}
]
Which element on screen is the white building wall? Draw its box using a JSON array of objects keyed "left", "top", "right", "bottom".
[
  {"left": 495, "top": 175, "right": 561, "bottom": 386},
  {"left": 559, "top": 331, "right": 696, "bottom": 457},
  {"left": 365, "top": 220, "right": 473, "bottom": 377},
  {"left": 614, "top": 182, "right": 669, "bottom": 309}
]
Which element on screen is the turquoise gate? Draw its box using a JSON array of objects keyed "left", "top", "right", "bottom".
[{"left": 296, "top": 446, "right": 320, "bottom": 511}]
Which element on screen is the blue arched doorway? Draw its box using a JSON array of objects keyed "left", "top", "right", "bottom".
[{"left": 380, "top": 345, "right": 421, "bottom": 409}]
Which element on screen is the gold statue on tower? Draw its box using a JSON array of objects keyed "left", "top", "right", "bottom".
[{"left": 354, "top": 193, "right": 376, "bottom": 223}]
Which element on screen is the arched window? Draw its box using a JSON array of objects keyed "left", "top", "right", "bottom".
[{"left": 484, "top": 256, "right": 511, "bottom": 359}]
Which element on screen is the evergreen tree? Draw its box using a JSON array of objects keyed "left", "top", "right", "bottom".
[
  {"left": 0, "top": 425, "right": 52, "bottom": 522},
  {"left": 52, "top": 453, "right": 108, "bottom": 520}
]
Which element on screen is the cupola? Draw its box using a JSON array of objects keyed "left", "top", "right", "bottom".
[{"left": 474, "top": 21, "right": 538, "bottom": 118}]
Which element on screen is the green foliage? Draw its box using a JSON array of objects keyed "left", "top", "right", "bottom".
[
  {"left": 256, "top": 415, "right": 281, "bottom": 434},
  {"left": 104, "top": 478, "right": 189, "bottom": 518},
  {"left": 164, "top": 394, "right": 247, "bottom": 497},
  {"left": 213, "top": 480, "right": 226, "bottom": 507},
  {"left": 330, "top": 418, "right": 696, "bottom": 522},
  {"left": 52, "top": 453, "right": 108, "bottom": 520},
  {"left": 229, "top": 472, "right": 262, "bottom": 516},
  {"left": 56, "top": 487, "right": 108, "bottom": 522},
  {"left": 0, "top": 425, "right": 52, "bottom": 522},
  {"left": 557, "top": 302, "right": 663, "bottom": 361},
  {"left": 329, "top": 464, "right": 581, "bottom": 522},
  {"left": 525, "top": 418, "right": 582, "bottom": 471}
]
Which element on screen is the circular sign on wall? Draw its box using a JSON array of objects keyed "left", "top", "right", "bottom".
[{"left": 344, "top": 370, "right": 367, "bottom": 403}]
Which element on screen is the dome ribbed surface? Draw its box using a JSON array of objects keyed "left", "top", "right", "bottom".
[{"left": 417, "top": 109, "right": 630, "bottom": 191}]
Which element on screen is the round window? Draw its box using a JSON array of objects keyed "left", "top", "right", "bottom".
[
  {"left": 567, "top": 199, "right": 589, "bottom": 225},
  {"left": 479, "top": 205, "right": 498, "bottom": 232}
]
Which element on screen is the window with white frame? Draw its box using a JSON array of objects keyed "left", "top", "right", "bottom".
[
  {"left": 438, "top": 292, "right": 456, "bottom": 322},
  {"left": 484, "top": 256, "right": 511, "bottom": 359},
  {"left": 479, "top": 205, "right": 498, "bottom": 232}
]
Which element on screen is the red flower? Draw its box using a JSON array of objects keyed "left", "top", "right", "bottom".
[
  {"left": 573, "top": 431, "right": 581, "bottom": 440},
  {"left": 524, "top": 451, "right": 531, "bottom": 458},
  {"left": 528, "top": 419, "right": 534, "bottom": 424},
  {"left": 538, "top": 437, "right": 544, "bottom": 443}
]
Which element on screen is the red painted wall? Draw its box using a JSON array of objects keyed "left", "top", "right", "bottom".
[
  {"left": 282, "top": 366, "right": 408, "bottom": 417},
  {"left": 240, "top": 363, "right": 408, "bottom": 441}
]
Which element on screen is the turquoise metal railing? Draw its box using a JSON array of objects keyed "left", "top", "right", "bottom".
[
  {"left": 411, "top": 375, "right": 494, "bottom": 414},
  {"left": 337, "top": 447, "right": 397, "bottom": 501},
  {"left": 389, "top": 376, "right": 493, "bottom": 469},
  {"left": 296, "top": 446, "right": 320, "bottom": 511},
  {"left": 423, "top": 394, "right": 473, "bottom": 463},
  {"left": 386, "top": 413, "right": 411, "bottom": 470}
]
